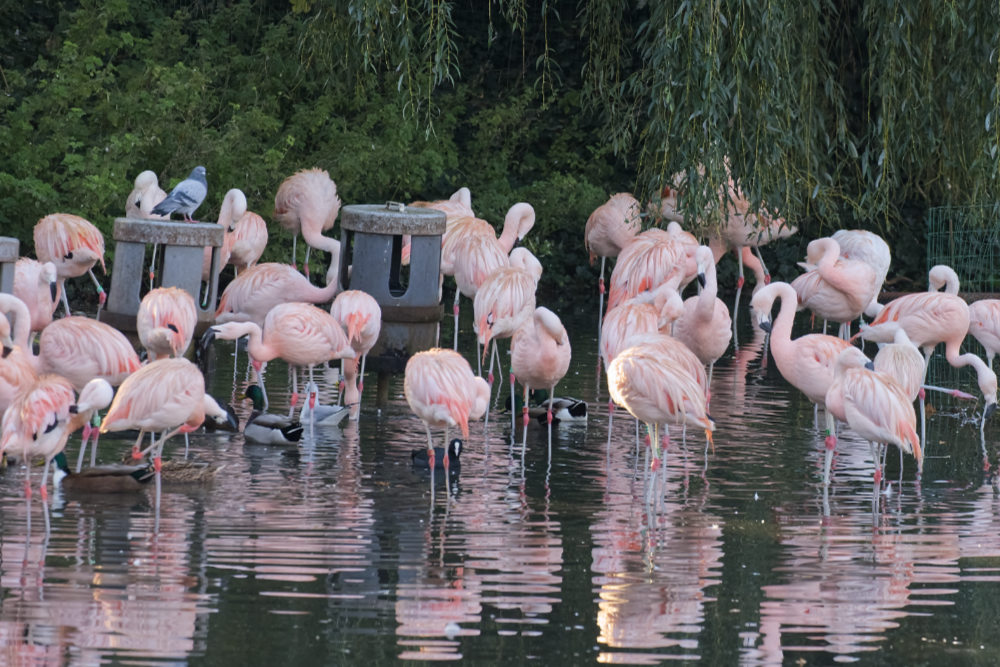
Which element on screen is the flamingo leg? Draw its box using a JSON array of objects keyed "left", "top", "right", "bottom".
[
  {"left": 521, "top": 385, "right": 530, "bottom": 453},
  {"left": 509, "top": 364, "right": 516, "bottom": 440},
  {"left": 149, "top": 243, "right": 158, "bottom": 290},
  {"left": 597, "top": 256, "right": 606, "bottom": 354},
  {"left": 546, "top": 384, "right": 555, "bottom": 460},
  {"left": 60, "top": 279, "right": 72, "bottom": 317},
  {"left": 452, "top": 289, "right": 461, "bottom": 350},
  {"left": 291, "top": 234, "right": 298, "bottom": 271},
  {"left": 606, "top": 399, "right": 614, "bottom": 465},
  {"left": 87, "top": 269, "right": 105, "bottom": 319},
  {"left": 303, "top": 245, "right": 311, "bottom": 279}
]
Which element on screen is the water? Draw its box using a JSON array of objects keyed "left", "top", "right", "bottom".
[{"left": 2, "top": 307, "right": 1000, "bottom": 665}]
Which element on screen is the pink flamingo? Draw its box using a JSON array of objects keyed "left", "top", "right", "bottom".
[
  {"left": 791, "top": 236, "right": 879, "bottom": 338},
  {"left": 585, "top": 193, "right": 641, "bottom": 344},
  {"left": 100, "top": 357, "right": 235, "bottom": 508},
  {"left": 1, "top": 374, "right": 75, "bottom": 502},
  {"left": 928, "top": 264, "right": 961, "bottom": 294},
  {"left": 751, "top": 281, "right": 853, "bottom": 480},
  {"left": 404, "top": 348, "right": 490, "bottom": 469},
  {"left": 202, "top": 188, "right": 248, "bottom": 285},
  {"left": 825, "top": 347, "right": 921, "bottom": 483},
  {"left": 510, "top": 307, "right": 572, "bottom": 456},
  {"left": 672, "top": 245, "right": 733, "bottom": 388},
  {"left": 441, "top": 202, "right": 535, "bottom": 348},
  {"left": 329, "top": 290, "right": 382, "bottom": 419},
  {"left": 137, "top": 286, "right": 198, "bottom": 361},
  {"left": 206, "top": 302, "right": 355, "bottom": 418},
  {"left": 0, "top": 292, "right": 140, "bottom": 392},
  {"left": 831, "top": 229, "right": 891, "bottom": 316},
  {"left": 224, "top": 209, "right": 268, "bottom": 275},
  {"left": 607, "top": 335, "right": 713, "bottom": 485},
  {"left": 606, "top": 229, "right": 686, "bottom": 311},
  {"left": 473, "top": 248, "right": 543, "bottom": 427},
  {"left": 125, "top": 170, "right": 169, "bottom": 220},
  {"left": 408, "top": 187, "right": 475, "bottom": 264},
  {"left": 969, "top": 298, "right": 1000, "bottom": 372},
  {"left": 274, "top": 167, "right": 342, "bottom": 278},
  {"left": 33, "top": 213, "right": 106, "bottom": 316},
  {"left": 13, "top": 258, "right": 59, "bottom": 333},
  {"left": 215, "top": 262, "right": 341, "bottom": 327}
]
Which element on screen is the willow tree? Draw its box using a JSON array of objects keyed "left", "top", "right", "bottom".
[{"left": 295, "top": 0, "right": 1000, "bottom": 237}]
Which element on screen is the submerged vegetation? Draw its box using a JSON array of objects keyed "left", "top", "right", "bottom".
[{"left": 2, "top": 1, "right": 999, "bottom": 298}]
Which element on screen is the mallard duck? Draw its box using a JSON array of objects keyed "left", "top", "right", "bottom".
[
  {"left": 52, "top": 451, "right": 154, "bottom": 493},
  {"left": 505, "top": 389, "right": 588, "bottom": 425},
  {"left": 244, "top": 384, "right": 304, "bottom": 445},
  {"left": 411, "top": 438, "right": 462, "bottom": 470}
]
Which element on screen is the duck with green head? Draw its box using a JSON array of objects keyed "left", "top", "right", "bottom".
[{"left": 243, "top": 384, "right": 304, "bottom": 445}]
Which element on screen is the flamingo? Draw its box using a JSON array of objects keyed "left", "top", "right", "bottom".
[
  {"left": 447, "top": 232, "right": 510, "bottom": 355},
  {"left": 605, "top": 229, "right": 687, "bottom": 311},
  {"left": 33, "top": 213, "right": 106, "bottom": 316},
  {"left": 202, "top": 188, "right": 248, "bottom": 286},
  {"left": 473, "top": 247, "right": 542, "bottom": 428},
  {"left": 969, "top": 298, "right": 1000, "bottom": 372},
  {"left": 831, "top": 229, "right": 891, "bottom": 316},
  {"left": 215, "top": 262, "right": 341, "bottom": 327},
  {"left": 928, "top": 264, "right": 961, "bottom": 294},
  {"left": 329, "top": 290, "right": 382, "bottom": 419},
  {"left": 100, "top": 357, "right": 236, "bottom": 507},
  {"left": 408, "top": 187, "right": 475, "bottom": 264},
  {"left": 510, "top": 307, "right": 572, "bottom": 455},
  {"left": 204, "top": 302, "right": 356, "bottom": 418},
  {"left": 791, "top": 236, "right": 879, "bottom": 338},
  {"left": 223, "top": 208, "right": 268, "bottom": 275},
  {"left": 0, "top": 292, "right": 140, "bottom": 392},
  {"left": 125, "top": 170, "right": 169, "bottom": 220},
  {"left": 403, "top": 348, "right": 490, "bottom": 469},
  {"left": 13, "top": 258, "right": 58, "bottom": 334},
  {"left": 584, "top": 193, "right": 641, "bottom": 347},
  {"left": 0, "top": 375, "right": 75, "bottom": 502},
  {"left": 137, "top": 287, "right": 198, "bottom": 361},
  {"left": 273, "top": 167, "right": 341, "bottom": 279},
  {"left": 825, "top": 347, "right": 921, "bottom": 484},
  {"left": 672, "top": 245, "right": 733, "bottom": 389},
  {"left": 607, "top": 335, "right": 713, "bottom": 485},
  {"left": 751, "top": 281, "right": 854, "bottom": 480}
]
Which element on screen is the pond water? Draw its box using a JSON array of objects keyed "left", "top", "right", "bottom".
[{"left": 2, "top": 302, "right": 1000, "bottom": 665}]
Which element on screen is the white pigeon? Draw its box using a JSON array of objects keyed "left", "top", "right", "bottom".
[{"left": 152, "top": 165, "right": 208, "bottom": 221}]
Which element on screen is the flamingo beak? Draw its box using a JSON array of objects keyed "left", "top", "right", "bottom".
[
  {"left": 49, "top": 281, "right": 58, "bottom": 302},
  {"left": 758, "top": 319, "right": 772, "bottom": 333}
]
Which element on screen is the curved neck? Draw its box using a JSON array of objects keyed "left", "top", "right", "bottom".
[
  {"left": 948, "top": 351, "right": 997, "bottom": 401},
  {"left": 225, "top": 321, "right": 274, "bottom": 363},
  {"left": 0, "top": 295, "right": 33, "bottom": 351},
  {"left": 770, "top": 284, "right": 798, "bottom": 346}
]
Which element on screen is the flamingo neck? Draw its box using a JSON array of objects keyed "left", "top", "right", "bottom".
[{"left": 771, "top": 285, "right": 797, "bottom": 346}]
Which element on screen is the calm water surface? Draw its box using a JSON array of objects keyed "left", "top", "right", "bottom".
[{"left": 2, "top": 305, "right": 1000, "bottom": 665}]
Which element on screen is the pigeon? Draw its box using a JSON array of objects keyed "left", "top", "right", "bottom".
[{"left": 151, "top": 166, "right": 207, "bottom": 221}]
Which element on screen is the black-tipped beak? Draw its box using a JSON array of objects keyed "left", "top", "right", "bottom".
[
  {"left": 196, "top": 328, "right": 217, "bottom": 367},
  {"left": 986, "top": 402, "right": 997, "bottom": 420},
  {"left": 697, "top": 272, "right": 706, "bottom": 288},
  {"left": 758, "top": 320, "right": 772, "bottom": 333},
  {"left": 167, "top": 323, "right": 179, "bottom": 333},
  {"left": 2, "top": 346, "right": 10, "bottom": 359},
  {"left": 49, "top": 281, "right": 58, "bottom": 302},
  {"left": 69, "top": 404, "right": 79, "bottom": 414},
  {"left": 865, "top": 361, "right": 875, "bottom": 370},
  {"left": 223, "top": 403, "right": 240, "bottom": 431}
]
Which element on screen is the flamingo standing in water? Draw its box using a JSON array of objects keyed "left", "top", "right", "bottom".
[
  {"left": 13, "top": 258, "right": 59, "bottom": 334},
  {"left": 404, "top": 348, "right": 490, "bottom": 470},
  {"left": 101, "top": 357, "right": 237, "bottom": 511},
  {"left": 329, "top": 290, "right": 382, "bottom": 419},
  {"left": 274, "top": 167, "right": 342, "bottom": 279},
  {"left": 585, "top": 193, "right": 641, "bottom": 349},
  {"left": 791, "top": 236, "right": 879, "bottom": 339},
  {"left": 137, "top": 287, "right": 198, "bottom": 361},
  {"left": 215, "top": 262, "right": 341, "bottom": 327},
  {"left": 205, "top": 302, "right": 355, "bottom": 418},
  {"left": 1, "top": 375, "right": 73, "bottom": 502},
  {"left": 607, "top": 334, "right": 713, "bottom": 502},
  {"left": 672, "top": 245, "right": 733, "bottom": 390},
  {"left": 831, "top": 229, "right": 891, "bottom": 317},
  {"left": 473, "top": 247, "right": 543, "bottom": 427},
  {"left": 606, "top": 229, "right": 687, "bottom": 311},
  {"left": 751, "top": 282, "right": 853, "bottom": 481},
  {"left": 510, "top": 307, "right": 572, "bottom": 456},
  {"left": 825, "top": 347, "right": 921, "bottom": 484},
  {"left": 33, "top": 213, "right": 106, "bottom": 317},
  {"left": 969, "top": 298, "right": 1000, "bottom": 372}
]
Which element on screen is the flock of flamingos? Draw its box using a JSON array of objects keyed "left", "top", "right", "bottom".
[{"left": 2, "top": 165, "right": 1000, "bottom": 525}]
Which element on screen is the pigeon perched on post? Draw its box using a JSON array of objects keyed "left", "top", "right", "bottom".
[{"left": 151, "top": 166, "right": 207, "bottom": 222}]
